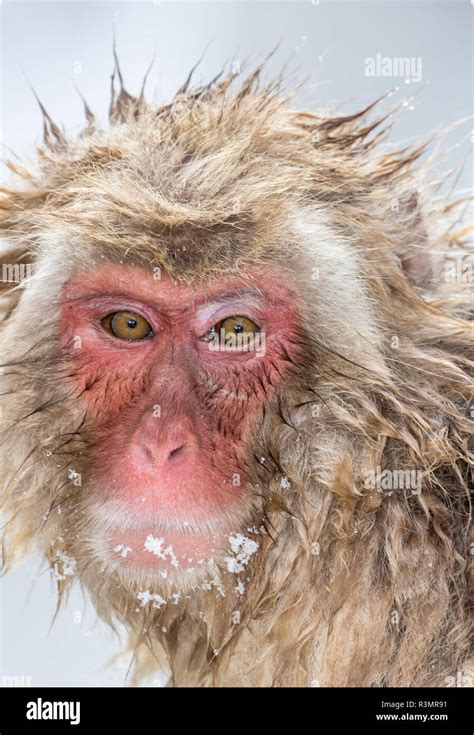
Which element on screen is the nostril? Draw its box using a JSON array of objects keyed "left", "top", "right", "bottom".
[
  {"left": 143, "top": 446, "right": 155, "bottom": 464},
  {"left": 168, "top": 443, "right": 186, "bottom": 461}
]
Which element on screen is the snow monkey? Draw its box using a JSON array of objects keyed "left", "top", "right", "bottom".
[{"left": 1, "top": 57, "right": 473, "bottom": 688}]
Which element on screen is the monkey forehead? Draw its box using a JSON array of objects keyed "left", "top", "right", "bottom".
[{"left": 62, "top": 261, "right": 301, "bottom": 311}]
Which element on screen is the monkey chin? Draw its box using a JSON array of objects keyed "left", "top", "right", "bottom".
[
  {"left": 83, "top": 498, "right": 261, "bottom": 594},
  {"left": 88, "top": 527, "right": 257, "bottom": 596},
  {"left": 111, "top": 527, "right": 225, "bottom": 573}
]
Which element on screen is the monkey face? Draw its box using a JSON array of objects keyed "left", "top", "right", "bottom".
[{"left": 58, "top": 262, "right": 304, "bottom": 587}]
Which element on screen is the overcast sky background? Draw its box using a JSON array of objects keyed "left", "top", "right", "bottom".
[{"left": 1, "top": 0, "right": 472, "bottom": 687}]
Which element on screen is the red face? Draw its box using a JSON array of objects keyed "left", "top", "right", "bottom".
[{"left": 60, "top": 263, "right": 302, "bottom": 578}]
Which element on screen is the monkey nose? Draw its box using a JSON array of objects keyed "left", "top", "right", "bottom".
[
  {"left": 129, "top": 436, "right": 191, "bottom": 474},
  {"left": 127, "top": 413, "right": 196, "bottom": 475}
]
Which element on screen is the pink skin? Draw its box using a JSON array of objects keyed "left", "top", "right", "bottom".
[{"left": 60, "top": 263, "right": 302, "bottom": 571}]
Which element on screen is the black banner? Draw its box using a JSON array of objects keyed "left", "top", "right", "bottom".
[{"left": 0, "top": 686, "right": 471, "bottom": 733}]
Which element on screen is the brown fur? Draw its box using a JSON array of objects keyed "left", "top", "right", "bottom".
[{"left": 1, "top": 58, "right": 473, "bottom": 687}]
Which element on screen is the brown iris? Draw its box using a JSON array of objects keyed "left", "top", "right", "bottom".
[
  {"left": 213, "top": 315, "right": 260, "bottom": 342},
  {"left": 101, "top": 311, "right": 153, "bottom": 341}
]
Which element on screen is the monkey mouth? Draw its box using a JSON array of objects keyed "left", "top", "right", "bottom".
[
  {"left": 85, "top": 496, "right": 260, "bottom": 579},
  {"left": 106, "top": 527, "right": 225, "bottom": 573}
]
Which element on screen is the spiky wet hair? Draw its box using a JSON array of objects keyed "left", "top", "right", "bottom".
[{"left": 0, "top": 55, "right": 473, "bottom": 687}]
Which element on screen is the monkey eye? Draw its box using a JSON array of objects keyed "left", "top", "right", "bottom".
[
  {"left": 100, "top": 311, "right": 153, "bottom": 341},
  {"left": 204, "top": 315, "right": 260, "bottom": 344}
]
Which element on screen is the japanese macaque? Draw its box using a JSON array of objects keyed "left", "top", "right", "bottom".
[{"left": 1, "top": 58, "right": 472, "bottom": 688}]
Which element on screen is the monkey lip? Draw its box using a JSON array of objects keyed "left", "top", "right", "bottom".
[
  {"left": 88, "top": 496, "right": 251, "bottom": 573},
  {"left": 107, "top": 527, "right": 225, "bottom": 571}
]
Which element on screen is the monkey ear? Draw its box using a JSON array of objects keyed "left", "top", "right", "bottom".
[{"left": 396, "top": 192, "right": 438, "bottom": 289}]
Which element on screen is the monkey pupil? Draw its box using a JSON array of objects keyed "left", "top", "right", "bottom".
[
  {"left": 127, "top": 319, "right": 137, "bottom": 329},
  {"left": 234, "top": 324, "right": 244, "bottom": 333}
]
